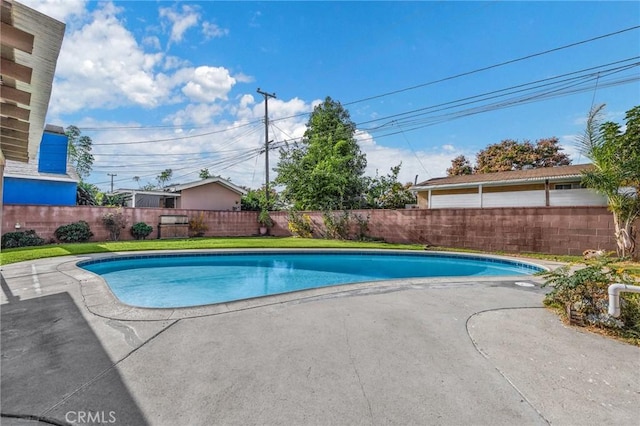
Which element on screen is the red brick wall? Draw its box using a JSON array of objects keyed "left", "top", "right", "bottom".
[{"left": 1, "top": 204, "right": 619, "bottom": 255}]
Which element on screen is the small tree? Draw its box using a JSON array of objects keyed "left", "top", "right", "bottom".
[
  {"left": 366, "top": 163, "right": 416, "bottom": 209},
  {"left": 66, "top": 125, "right": 94, "bottom": 180},
  {"left": 156, "top": 168, "right": 173, "bottom": 189},
  {"left": 199, "top": 168, "right": 211, "bottom": 179},
  {"left": 577, "top": 104, "right": 640, "bottom": 258}
]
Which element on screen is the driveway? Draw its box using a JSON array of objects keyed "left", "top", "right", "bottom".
[{"left": 1, "top": 253, "right": 638, "bottom": 425}]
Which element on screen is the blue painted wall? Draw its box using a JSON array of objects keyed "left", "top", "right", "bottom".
[
  {"left": 38, "top": 129, "right": 68, "bottom": 174},
  {"left": 3, "top": 177, "right": 77, "bottom": 206}
]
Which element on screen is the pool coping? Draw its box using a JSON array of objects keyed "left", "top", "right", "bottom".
[{"left": 60, "top": 248, "right": 554, "bottom": 321}]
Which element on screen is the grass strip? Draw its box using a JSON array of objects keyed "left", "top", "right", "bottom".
[{"left": 0, "top": 237, "right": 423, "bottom": 265}]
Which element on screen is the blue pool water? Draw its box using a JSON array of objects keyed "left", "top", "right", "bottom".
[{"left": 79, "top": 251, "right": 542, "bottom": 308}]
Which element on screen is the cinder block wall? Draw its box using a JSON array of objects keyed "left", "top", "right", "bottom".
[
  {"left": 2, "top": 205, "right": 260, "bottom": 242},
  {"left": 2, "top": 205, "right": 618, "bottom": 255},
  {"left": 269, "top": 207, "right": 617, "bottom": 256}
]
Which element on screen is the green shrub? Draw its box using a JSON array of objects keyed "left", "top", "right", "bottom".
[
  {"left": 54, "top": 221, "right": 93, "bottom": 243},
  {"left": 287, "top": 210, "right": 313, "bottom": 238},
  {"left": 323, "top": 210, "right": 351, "bottom": 240},
  {"left": 539, "top": 259, "right": 640, "bottom": 339},
  {"left": 353, "top": 213, "right": 371, "bottom": 241},
  {"left": 258, "top": 209, "right": 273, "bottom": 228},
  {"left": 188, "top": 212, "right": 208, "bottom": 237},
  {"left": 1, "top": 230, "right": 46, "bottom": 249},
  {"left": 102, "top": 208, "right": 127, "bottom": 241},
  {"left": 130, "top": 222, "right": 153, "bottom": 240}
]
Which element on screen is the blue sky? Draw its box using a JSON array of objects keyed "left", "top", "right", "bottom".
[{"left": 24, "top": 0, "right": 640, "bottom": 191}]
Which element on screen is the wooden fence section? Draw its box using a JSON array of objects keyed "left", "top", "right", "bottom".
[{"left": 2, "top": 204, "right": 617, "bottom": 255}]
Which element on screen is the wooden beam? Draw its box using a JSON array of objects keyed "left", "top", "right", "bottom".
[
  {"left": 0, "top": 57, "right": 32, "bottom": 83},
  {"left": 0, "top": 22, "right": 34, "bottom": 53},
  {"left": 0, "top": 146, "right": 28, "bottom": 162},
  {"left": 0, "top": 116, "right": 29, "bottom": 132},
  {"left": 0, "top": 85, "right": 30, "bottom": 106},
  {"left": 1, "top": 127, "right": 29, "bottom": 142},
  {"left": 0, "top": 102, "right": 30, "bottom": 121}
]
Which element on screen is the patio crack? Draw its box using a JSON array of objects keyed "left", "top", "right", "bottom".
[
  {"left": 466, "top": 307, "right": 550, "bottom": 425},
  {"left": 38, "top": 319, "right": 180, "bottom": 418},
  {"left": 343, "top": 317, "right": 374, "bottom": 425}
]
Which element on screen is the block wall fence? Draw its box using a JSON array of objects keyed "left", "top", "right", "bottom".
[{"left": 2, "top": 204, "right": 620, "bottom": 256}]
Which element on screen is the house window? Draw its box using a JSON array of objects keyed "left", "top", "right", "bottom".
[
  {"left": 554, "top": 183, "right": 585, "bottom": 190},
  {"left": 554, "top": 184, "right": 572, "bottom": 190}
]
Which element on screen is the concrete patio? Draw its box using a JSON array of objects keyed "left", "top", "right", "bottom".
[{"left": 1, "top": 252, "right": 639, "bottom": 425}]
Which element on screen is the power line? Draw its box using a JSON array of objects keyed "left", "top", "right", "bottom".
[
  {"left": 343, "top": 25, "right": 640, "bottom": 106},
  {"left": 80, "top": 26, "right": 639, "bottom": 139}
]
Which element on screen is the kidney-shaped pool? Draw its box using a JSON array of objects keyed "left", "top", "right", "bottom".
[{"left": 78, "top": 251, "right": 544, "bottom": 308}]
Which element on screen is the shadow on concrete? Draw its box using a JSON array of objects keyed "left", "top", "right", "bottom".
[{"left": 1, "top": 278, "right": 147, "bottom": 425}]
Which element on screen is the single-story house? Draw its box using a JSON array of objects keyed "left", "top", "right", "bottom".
[
  {"left": 411, "top": 164, "right": 607, "bottom": 209},
  {"left": 3, "top": 125, "right": 79, "bottom": 206},
  {"left": 114, "top": 177, "right": 247, "bottom": 210}
]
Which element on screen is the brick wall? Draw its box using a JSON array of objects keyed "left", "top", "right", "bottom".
[{"left": 1, "top": 204, "right": 619, "bottom": 255}]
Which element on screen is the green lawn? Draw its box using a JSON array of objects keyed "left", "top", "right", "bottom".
[{"left": 0, "top": 237, "right": 424, "bottom": 265}]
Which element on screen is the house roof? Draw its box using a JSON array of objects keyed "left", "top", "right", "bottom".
[
  {"left": 168, "top": 177, "right": 247, "bottom": 195},
  {"left": 3, "top": 156, "right": 79, "bottom": 183},
  {"left": 112, "top": 189, "right": 180, "bottom": 197},
  {"left": 413, "top": 164, "right": 595, "bottom": 190}
]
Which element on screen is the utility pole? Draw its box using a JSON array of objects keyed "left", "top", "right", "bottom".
[
  {"left": 107, "top": 173, "right": 117, "bottom": 193},
  {"left": 257, "top": 88, "right": 276, "bottom": 207}
]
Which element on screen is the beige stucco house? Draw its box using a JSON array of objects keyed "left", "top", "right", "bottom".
[
  {"left": 411, "top": 164, "right": 607, "bottom": 209},
  {"left": 115, "top": 177, "right": 247, "bottom": 211}
]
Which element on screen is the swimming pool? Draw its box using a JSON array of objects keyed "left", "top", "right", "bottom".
[{"left": 79, "top": 251, "right": 543, "bottom": 308}]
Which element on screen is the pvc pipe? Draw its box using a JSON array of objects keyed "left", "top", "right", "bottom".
[{"left": 608, "top": 283, "right": 640, "bottom": 317}]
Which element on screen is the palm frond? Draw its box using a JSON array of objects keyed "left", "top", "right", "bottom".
[{"left": 576, "top": 103, "right": 606, "bottom": 162}]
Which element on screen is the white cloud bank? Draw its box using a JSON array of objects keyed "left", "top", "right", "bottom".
[{"left": 46, "top": 2, "right": 238, "bottom": 117}]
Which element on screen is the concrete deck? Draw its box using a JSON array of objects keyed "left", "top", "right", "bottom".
[{"left": 1, "top": 251, "right": 638, "bottom": 425}]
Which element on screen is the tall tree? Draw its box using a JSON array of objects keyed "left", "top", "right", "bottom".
[
  {"left": 447, "top": 155, "right": 473, "bottom": 176},
  {"left": 275, "top": 97, "right": 367, "bottom": 210},
  {"left": 65, "top": 125, "right": 94, "bottom": 180},
  {"left": 475, "top": 138, "right": 570, "bottom": 173},
  {"left": 578, "top": 104, "right": 640, "bottom": 258},
  {"left": 366, "top": 163, "right": 416, "bottom": 208},
  {"left": 532, "top": 137, "right": 572, "bottom": 168},
  {"left": 156, "top": 168, "right": 173, "bottom": 189}
]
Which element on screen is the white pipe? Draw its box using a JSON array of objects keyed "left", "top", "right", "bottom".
[{"left": 608, "top": 283, "right": 640, "bottom": 317}]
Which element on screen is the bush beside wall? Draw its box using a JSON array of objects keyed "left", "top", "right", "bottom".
[{"left": 1, "top": 204, "right": 620, "bottom": 255}]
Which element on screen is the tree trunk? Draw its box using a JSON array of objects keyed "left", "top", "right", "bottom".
[{"left": 613, "top": 213, "right": 636, "bottom": 258}]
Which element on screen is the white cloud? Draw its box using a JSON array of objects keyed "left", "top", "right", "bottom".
[
  {"left": 202, "top": 21, "right": 229, "bottom": 39},
  {"left": 180, "top": 66, "right": 236, "bottom": 103},
  {"left": 142, "top": 35, "right": 161, "bottom": 50},
  {"left": 233, "top": 72, "right": 255, "bottom": 84},
  {"left": 167, "top": 104, "right": 225, "bottom": 126},
  {"left": 163, "top": 56, "right": 190, "bottom": 71},
  {"left": 19, "top": 0, "right": 87, "bottom": 22},
  {"left": 49, "top": 3, "right": 170, "bottom": 114},
  {"left": 159, "top": 4, "right": 200, "bottom": 45},
  {"left": 47, "top": 3, "right": 242, "bottom": 117}
]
